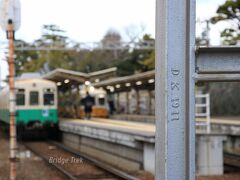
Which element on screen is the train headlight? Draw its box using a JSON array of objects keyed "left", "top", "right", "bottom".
[
  {"left": 136, "top": 81, "right": 142, "bottom": 86},
  {"left": 85, "top": 81, "right": 90, "bottom": 86},
  {"left": 89, "top": 86, "right": 95, "bottom": 92},
  {"left": 64, "top": 79, "right": 70, "bottom": 84}
]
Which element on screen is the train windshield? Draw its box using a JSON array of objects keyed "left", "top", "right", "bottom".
[
  {"left": 30, "top": 91, "right": 39, "bottom": 105},
  {"left": 98, "top": 98, "right": 105, "bottom": 105},
  {"left": 43, "top": 88, "right": 55, "bottom": 105},
  {"left": 16, "top": 89, "right": 25, "bottom": 106}
]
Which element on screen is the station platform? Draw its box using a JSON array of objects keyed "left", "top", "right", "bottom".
[
  {"left": 59, "top": 118, "right": 229, "bottom": 176},
  {"left": 59, "top": 118, "right": 155, "bottom": 174},
  {"left": 112, "top": 114, "right": 240, "bottom": 125},
  {"left": 60, "top": 118, "right": 155, "bottom": 138},
  {"left": 112, "top": 114, "right": 240, "bottom": 135},
  {"left": 112, "top": 114, "right": 155, "bottom": 124},
  {"left": 198, "top": 116, "right": 240, "bottom": 126}
]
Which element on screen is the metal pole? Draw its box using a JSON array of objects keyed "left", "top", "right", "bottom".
[
  {"left": 7, "top": 20, "right": 17, "bottom": 180},
  {"left": 126, "top": 91, "right": 129, "bottom": 114},
  {"left": 136, "top": 89, "right": 140, "bottom": 114},
  {"left": 155, "top": 0, "right": 196, "bottom": 179},
  {"left": 148, "top": 90, "right": 152, "bottom": 115},
  {"left": 206, "top": 94, "right": 211, "bottom": 133},
  {"left": 117, "top": 92, "right": 120, "bottom": 113}
]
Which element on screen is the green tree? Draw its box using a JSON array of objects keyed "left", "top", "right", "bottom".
[
  {"left": 35, "top": 24, "right": 71, "bottom": 71},
  {"left": 15, "top": 40, "right": 38, "bottom": 75},
  {"left": 204, "top": 82, "right": 240, "bottom": 116},
  {"left": 116, "top": 34, "right": 154, "bottom": 76},
  {"left": 15, "top": 24, "right": 77, "bottom": 74},
  {"left": 34, "top": 24, "right": 68, "bottom": 48},
  {"left": 211, "top": 0, "right": 240, "bottom": 45},
  {"left": 206, "top": 1, "right": 240, "bottom": 116},
  {"left": 141, "top": 34, "right": 155, "bottom": 70},
  {"left": 15, "top": 26, "right": 155, "bottom": 76},
  {"left": 142, "top": 51, "right": 155, "bottom": 70}
]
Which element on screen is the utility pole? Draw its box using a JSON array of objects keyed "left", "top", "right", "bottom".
[
  {"left": 7, "top": 19, "right": 17, "bottom": 180},
  {"left": 0, "top": 1, "right": 21, "bottom": 179}
]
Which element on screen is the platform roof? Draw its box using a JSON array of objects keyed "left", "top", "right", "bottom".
[
  {"left": 42, "top": 67, "right": 155, "bottom": 92},
  {"left": 43, "top": 67, "right": 117, "bottom": 85},
  {"left": 43, "top": 68, "right": 87, "bottom": 84},
  {"left": 88, "top": 67, "right": 118, "bottom": 82},
  {"left": 93, "top": 70, "right": 155, "bottom": 92}
]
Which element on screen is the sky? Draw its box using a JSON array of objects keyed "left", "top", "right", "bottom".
[
  {"left": 0, "top": 0, "right": 156, "bottom": 43},
  {"left": 0, "top": 0, "right": 229, "bottom": 82}
]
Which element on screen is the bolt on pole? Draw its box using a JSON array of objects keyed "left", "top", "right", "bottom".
[{"left": 7, "top": 19, "right": 17, "bottom": 180}]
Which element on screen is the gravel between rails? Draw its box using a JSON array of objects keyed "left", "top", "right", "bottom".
[
  {"left": 24, "top": 141, "right": 119, "bottom": 179},
  {"left": 0, "top": 135, "right": 66, "bottom": 180},
  {"left": 1, "top": 132, "right": 239, "bottom": 180}
]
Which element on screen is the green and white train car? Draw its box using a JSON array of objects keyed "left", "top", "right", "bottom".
[{"left": 0, "top": 78, "right": 58, "bottom": 137}]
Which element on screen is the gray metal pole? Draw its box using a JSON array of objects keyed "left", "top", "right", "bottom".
[{"left": 155, "top": 0, "right": 196, "bottom": 179}]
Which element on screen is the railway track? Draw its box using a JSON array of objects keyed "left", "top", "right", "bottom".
[
  {"left": 224, "top": 152, "right": 240, "bottom": 171},
  {"left": 23, "top": 141, "right": 139, "bottom": 180}
]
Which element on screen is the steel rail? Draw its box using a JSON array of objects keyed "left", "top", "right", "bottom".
[
  {"left": 224, "top": 152, "right": 240, "bottom": 169},
  {"left": 23, "top": 143, "right": 78, "bottom": 180},
  {"left": 49, "top": 141, "right": 139, "bottom": 180}
]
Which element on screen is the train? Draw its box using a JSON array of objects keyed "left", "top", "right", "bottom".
[
  {"left": 79, "top": 87, "right": 109, "bottom": 118},
  {"left": 58, "top": 85, "right": 109, "bottom": 118},
  {"left": 0, "top": 78, "right": 58, "bottom": 138},
  {"left": 0, "top": 78, "right": 109, "bottom": 138}
]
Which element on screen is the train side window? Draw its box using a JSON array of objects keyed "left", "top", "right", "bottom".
[
  {"left": 43, "top": 88, "right": 54, "bottom": 105},
  {"left": 30, "top": 91, "right": 39, "bottom": 105},
  {"left": 16, "top": 89, "right": 25, "bottom": 106},
  {"left": 98, "top": 98, "right": 105, "bottom": 105}
]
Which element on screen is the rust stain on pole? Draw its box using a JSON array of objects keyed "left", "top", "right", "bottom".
[{"left": 7, "top": 21, "right": 17, "bottom": 180}]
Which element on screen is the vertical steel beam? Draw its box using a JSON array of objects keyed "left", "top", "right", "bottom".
[
  {"left": 155, "top": 0, "right": 195, "bottom": 179},
  {"left": 76, "top": 85, "right": 81, "bottom": 118}
]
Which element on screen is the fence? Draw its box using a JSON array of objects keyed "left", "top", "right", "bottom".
[{"left": 195, "top": 93, "right": 211, "bottom": 133}]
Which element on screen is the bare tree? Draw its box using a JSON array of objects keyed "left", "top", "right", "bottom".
[{"left": 124, "top": 24, "right": 146, "bottom": 43}]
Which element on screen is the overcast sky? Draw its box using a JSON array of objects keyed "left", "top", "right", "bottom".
[{"left": 0, "top": 0, "right": 229, "bottom": 81}]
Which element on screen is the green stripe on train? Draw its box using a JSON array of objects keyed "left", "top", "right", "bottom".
[
  {"left": 0, "top": 109, "right": 9, "bottom": 123},
  {"left": 0, "top": 109, "right": 58, "bottom": 124}
]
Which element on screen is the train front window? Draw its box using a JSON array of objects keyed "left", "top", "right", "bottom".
[
  {"left": 16, "top": 89, "right": 25, "bottom": 106},
  {"left": 30, "top": 91, "right": 39, "bottom": 105},
  {"left": 98, "top": 98, "right": 105, "bottom": 105},
  {"left": 43, "top": 88, "right": 54, "bottom": 105}
]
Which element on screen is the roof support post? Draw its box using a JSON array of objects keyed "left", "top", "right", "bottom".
[
  {"left": 116, "top": 92, "right": 120, "bottom": 113},
  {"left": 126, "top": 91, "right": 129, "bottom": 114},
  {"left": 155, "top": 0, "right": 196, "bottom": 179},
  {"left": 148, "top": 90, "right": 152, "bottom": 115},
  {"left": 136, "top": 89, "right": 140, "bottom": 114}
]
